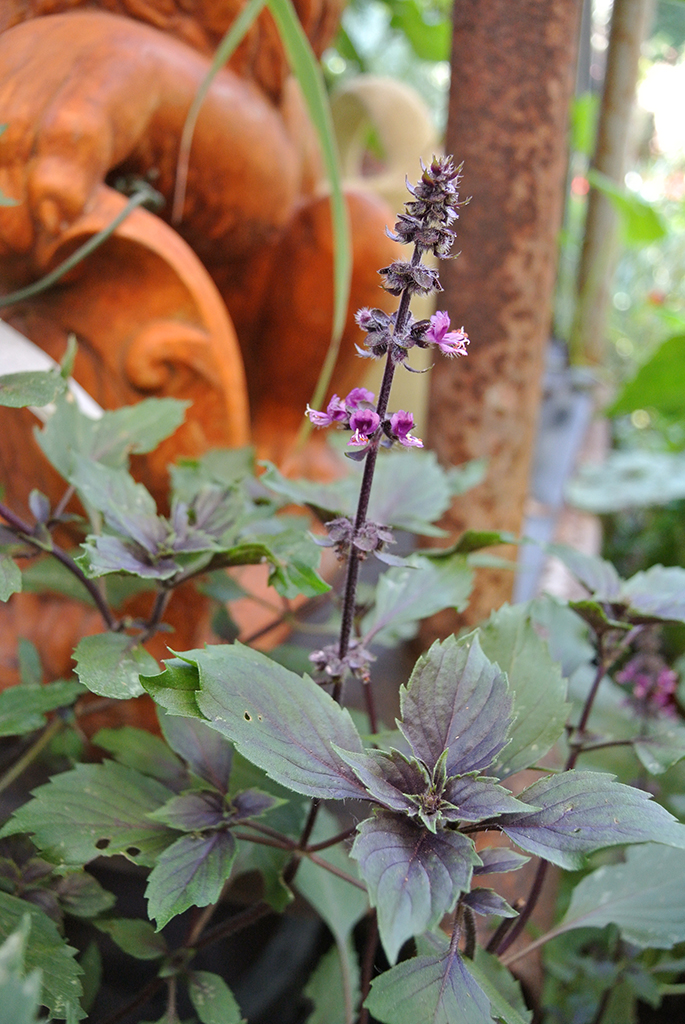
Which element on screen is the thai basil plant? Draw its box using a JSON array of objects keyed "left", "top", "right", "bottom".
[{"left": 2, "top": 159, "right": 685, "bottom": 1024}]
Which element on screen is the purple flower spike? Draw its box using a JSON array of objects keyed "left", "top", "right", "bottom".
[
  {"left": 348, "top": 408, "right": 380, "bottom": 446},
  {"left": 426, "top": 311, "right": 470, "bottom": 357},
  {"left": 345, "top": 387, "right": 375, "bottom": 408},
  {"left": 389, "top": 410, "right": 424, "bottom": 448},
  {"left": 306, "top": 394, "right": 348, "bottom": 427}
]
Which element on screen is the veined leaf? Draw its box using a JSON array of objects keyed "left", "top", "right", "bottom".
[
  {"left": 188, "top": 971, "right": 245, "bottom": 1024},
  {"left": 362, "top": 554, "right": 472, "bottom": 646},
  {"left": 93, "top": 919, "right": 167, "bottom": 961},
  {"left": 0, "top": 680, "right": 83, "bottom": 737},
  {"left": 498, "top": 771, "right": 685, "bottom": 869},
  {"left": 478, "top": 605, "right": 569, "bottom": 778},
  {"left": 554, "top": 844, "right": 685, "bottom": 948},
  {"left": 0, "top": 369, "right": 67, "bottom": 409},
  {"left": 0, "top": 893, "right": 84, "bottom": 1021},
  {"left": 157, "top": 709, "right": 233, "bottom": 792},
  {"left": 350, "top": 810, "right": 479, "bottom": 963},
  {"left": 190, "top": 644, "right": 367, "bottom": 800},
  {"left": 0, "top": 761, "right": 178, "bottom": 867},
  {"left": 365, "top": 948, "right": 491, "bottom": 1024},
  {"left": 73, "top": 633, "right": 158, "bottom": 699},
  {"left": 145, "top": 831, "right": 237, "bottom": 929},
  {"left": 0, "top": 553, "right": 21, "bottom": 601},
  {"left": 399, "top": 634, "right": 511, "bottom": 776}
]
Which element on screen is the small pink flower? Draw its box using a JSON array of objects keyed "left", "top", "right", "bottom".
[
  {"left": 306, "top": 394, "right": 348, "bottom": 427},
  {"left": 426, "top": 310, "right": 469, "bottom": 357},
  {"left": 389, "top": 410, "right": 423, "bottom": 448},
  {"left": 345, "top": 387, "right": 375, "bottom": 408},
  {"left": 348, "top": 408, "right": 380, "bottom": 446}
]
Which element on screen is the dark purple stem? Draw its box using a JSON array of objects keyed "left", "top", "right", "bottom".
[{"left": 0, "top": 501, "right": 118, "bottom": 630}]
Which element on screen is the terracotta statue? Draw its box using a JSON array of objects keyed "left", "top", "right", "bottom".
[{"left": 0, "top": 0, "right": 398, "bottom": 692}]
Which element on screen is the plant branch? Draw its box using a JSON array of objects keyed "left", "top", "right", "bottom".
[
  {"left": 0, "top": 502, "right": 118, "bottom": 630},
  {"left": 357, "top": 911, "right": 378, "bottom": 1024},
  {"left": 305, "top": 824, "right": 357, "bottom": 852},
  {"left": 0, "top": 715, "right": 64, "bottom": 797}
]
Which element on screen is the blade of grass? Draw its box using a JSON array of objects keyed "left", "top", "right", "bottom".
[{"left": 171, "top": 0, "right": 268, "bottom": 224}]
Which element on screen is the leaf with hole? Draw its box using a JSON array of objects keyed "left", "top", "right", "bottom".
[
  {"left": 190, "top": 644, "right": 367, "bottom": 800},
  {"left": 0, "top": 761, "right": 178, "bottom": 867}
]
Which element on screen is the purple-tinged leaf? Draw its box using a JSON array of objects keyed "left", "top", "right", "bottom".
[
  {"left": 462, "top": 888, "right": 517, "bottom": 918},
  {"left": 441, "top": 776, "right": 530, "bottom": 822},
  {"left": 473, "top": 847, "right": 529, "bottom": 875},
  {"left": 365, "top": 948, "right": 491, "bottom": 1024},
  {"left": 191, "top": 645, "right": 367, "bottom": 800},
  {"left": 333, "top": 747, "right": 427, "bottom": 813},
  {"left": 399, "top": 634, "right": 512, "bottom": 776},
  {"left": 148, "top": 792, "right": 225, "bottom": 831},
  {"left": 80, "top": 535, "right": 179, "bottom": 580},
  {"left": 620, "top": 565, "right": 685, "bottom": 623},
  {"left": 158, "top": 711, "right": 233, "bottom": 793},
  {"left": 498, "top": 771, "right": 685, "bottom": 869},
  {"left": 547, "top": 545, "right": 622, "bottom": 601},
  {"left": 230, "top": 788, "right": 281, "bottom": 821},
  {"left": 145, "top": 830, "right": 237, "bottom": 929},
  {"left": 350, "top": 810, "right": 479, "bottom": 962}
]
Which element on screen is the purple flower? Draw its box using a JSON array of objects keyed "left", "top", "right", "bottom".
[
  {"left": 348, "top": 408, "right": 380, "bottom": 446},
  {"left": 425, "top": 311, "right": 469, "bottom": 357},
  {"left": 345, "top": 387, "right": 375, "bottom": 408},
  {"left": 389, "top": 410, "right": 423, "bottom": 448},
  {"left": 305, "top": 394, "right": 348, "bottom": 427}
]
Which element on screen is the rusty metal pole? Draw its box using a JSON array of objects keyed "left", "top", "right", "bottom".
[{"left": 425, "top": 0, "right": 583, "bottom": 630}]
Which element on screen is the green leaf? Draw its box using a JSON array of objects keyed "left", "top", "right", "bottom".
[
  {"left": 546, "top": 545, "right": 622, "bottom": 601},
  {"left": 633, "top": 716, "right": 685, "bottom": 775},
  {"left": 466, "top": 948, "right": 532, "bottom": 1024},
  {"left": 0, "top": 553, "right": 21, "bottom": 602},
  {"left": 388, "top": 0, "right": 451, "bottom": 61},
  {"left": 571, "top": 92, "right": 599, "bottom": 156},
  {"left": 478, "top": 605, "right": 570, "bottom": 778},
  {"left": 73, "top": 633, "right": 158, "bottom": 699},
  {"left": 35, "top": 395, "right": 187, "bottom": 481},
  {"left": 21, "top": 556, "right": 96, "bottom": 606},
  {"left": 295, "top": 808, "right": 368, "bottom": 945},
  {"left": 92, "top": 919, "right": 168, "bottom": 960},
  {"left": 621, "top": 565, "right": 685, "bottom": 623},
  {"left": 0, "top": 369, "right": 67, "bottom": 409},
  {"left": 92, "top": 727, "right": 187, "bottom": 788},
  {"left": 0, "top": 917, "right": 43, "bottom": 1024},
  {"left": 362, "top": 554, "right": 472, "bottom": 645},
  {"left": 190, "top": 644, "right": 367, "bottom": 800},
  {"left": 365, "top": 949, "right": 492, "bottom": 1024},
  {"left": 145, "top": 831, "right": 237, "bottom": 929},
  {"left": 567, "top": 450, "right": 685, "bottom": 513},
  {"left": 0, "top": 680, "right": 83, "bottom": 737},
  {"left": 608, "top": 333, "right": 685, "bottom": 421},
  {"left": 304, "top": 942, "right": 360, "bottom": 1024},
  {"left": 188, "top": 971, "right": 245, "bottom": 1024},
  {"left": 588, "top": 170, "right": 667, "bottom": 247},
  {"left": 555, "top": 844, "right": 685, "bottom": 948},
  {"left": 262, "top": 450, "right": 472, "bottom": 536},
  {"left": 499, "top": 771, "right": 685, "bottom": 869},
  {"left": 141, "top": 657, "right": 204, "bottom": 718},
  {"left": 0, "top": 893, "right": 84, "bottom": 1020},
  {"left": 17, "top": 641, "right": 42, "bottom": 687},
  {"left": 0, "top": 761, "right": 178, "bottom": 867}
]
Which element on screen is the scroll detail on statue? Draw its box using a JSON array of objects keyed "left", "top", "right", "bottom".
[{"left": 0, "top": 0, "right": 398, "bottom": 693}]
